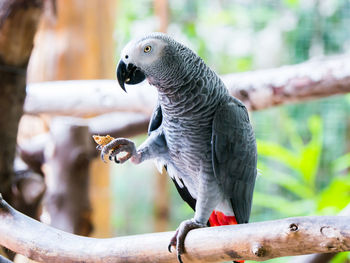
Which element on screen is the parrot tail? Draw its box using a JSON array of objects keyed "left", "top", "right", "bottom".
[{"left": 209, "top": 210, "right": 244, "bottom": 263}]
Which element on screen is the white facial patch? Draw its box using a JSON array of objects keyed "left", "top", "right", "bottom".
[{"left": 120, "top": 38, "right": 167, "bottom": 68}]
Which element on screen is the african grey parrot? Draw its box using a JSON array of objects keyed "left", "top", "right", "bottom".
[{"left": 101, "top": 32, "right": 257, "bottom": 263}]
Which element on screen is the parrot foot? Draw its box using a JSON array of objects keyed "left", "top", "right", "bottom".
[
  {"left": 168, "top": 219, "right": 206, "bottom": 263},
  {"left": 100, "top": 138, "right": 136, "bottom": 164}
]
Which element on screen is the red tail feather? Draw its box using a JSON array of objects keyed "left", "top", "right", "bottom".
[
  {"left": 209, "top": 210, "right": 238, "bottom": 226},
  {"left": 209, "top": 210, "right": 244, "bottom": 263}
]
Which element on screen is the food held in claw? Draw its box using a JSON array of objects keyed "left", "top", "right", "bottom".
[{"left": 93, "top": 135, "right": 115, "bottom": 149}]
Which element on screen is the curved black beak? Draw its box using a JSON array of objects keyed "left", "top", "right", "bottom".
[{"left": 116, "top": 60, "right": 146, "bottom": 92}]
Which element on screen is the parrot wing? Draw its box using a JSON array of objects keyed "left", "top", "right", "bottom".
[
  {"left": 148, "top": 102, "right": 197, "bottom": 212},
  {"left": 211, "top": 97, "right": 257, "bottom": 224},
  {"left": 148, "top": 102, "right": 163, "bottom": 134},
  {"left": 171, "top": 178, "right": 197, "bottom": 211}
]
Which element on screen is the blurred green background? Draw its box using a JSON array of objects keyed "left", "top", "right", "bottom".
[{"left": 111, "top": 1, "right": 350, "bottom": 262}]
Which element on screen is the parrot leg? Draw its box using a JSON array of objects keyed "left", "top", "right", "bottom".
[
  {"left": 101, "top": 138, "right": 136, "bottom": 163},
  {"left": 168, "top": 219, "right": 206, "bottom": 263},
  {"left": 101, "top": 132, "right": 167, "bottom": 165}
]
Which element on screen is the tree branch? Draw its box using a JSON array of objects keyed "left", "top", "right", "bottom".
[
  {"left": 288, "top": 203, "right": 350, "bottom": 263},
  {"left": 25, "top": 80, "right": 158, "bottom": 116},
  {"left": 24, "top": 55, "right": 350, "bottom": 117},
  {"left": 0, "top": 0, "right": 43, "bottom": 202},
  {"left": 0, "top": 195, "right": 349, "bottom": 263},
  {"left": 222, "top": 55, "right": 350, "bottom": 111}
]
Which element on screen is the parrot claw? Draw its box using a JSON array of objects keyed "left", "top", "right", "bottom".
[
  {"left": 168, "top": 219, "right": 206, "bottom": 263},
  {"left": 168, "top": 229, "right": 178, "bottom": 253},
  {"left": 96, "top": 145, "right": 103, "bottom": 151},
  {"left": 100, "top": 138, "right": 136, "bottom": 164}
]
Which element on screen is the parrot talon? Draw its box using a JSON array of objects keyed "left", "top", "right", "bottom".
[
  {"left": 100, "top": 152, "right": 107, "bottom": 163},
  {"left": 177, "top": 254, "right": 184, "bottom": 263},
  {"left": 96, "top": 145, "right": 102, "bottom": 151},
  {"left": 168, "top": 229, "right": 178, "bottom": 253},
  {"left": 169, "top": 219, "right": 206, "bottom": 263},
  {"left": 99, "top": 138, "right": 136, "bottom": 164}
]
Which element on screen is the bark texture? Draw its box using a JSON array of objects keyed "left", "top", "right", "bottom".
[
  {"left": 288, "top": 204, "right": 350, "bottom": 263},
  {"left": 0, "top": 0, "right": 43, "bottom": 204},
  {"left": 0, "top": 196, "right": 350, "bottom": 263}
]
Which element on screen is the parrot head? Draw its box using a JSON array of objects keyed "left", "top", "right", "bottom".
[{"left": 116, "top": 33, "right": 186, "bottom": 92}]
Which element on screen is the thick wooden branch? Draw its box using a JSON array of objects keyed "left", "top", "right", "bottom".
[
  {"left": 24, "top": 55, "right": 350, "bottom": 117},
  {"left": 289, "top": 204, "right": 350, "bottom": 263},
  {"left": 0, "top": 196, "right": 349, "bottom": 263}
]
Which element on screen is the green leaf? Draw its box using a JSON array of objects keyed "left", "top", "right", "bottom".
[
  {"left": 299, "top": 116, "right": 322, "bottom": 188},
  {"left": 317, "top": 176, "right": 350, "bottom": 213},
  {"left": 279, "top": 110, "right": 304, "bottom": 152},
  {"left": 346, "top": 94, "right": 350, "bottom": 105},
  {"left": 258, "top": 162, "right": 314, "bottom": 199},
  {"left": 257, "top": 140, "right": 300, "bottom": 171},
  {"left": 253, "top": 192, "right": 315, "bottom": 216},
  {"left": 333, "top": 153, "right": 350, "bottom": 174},
  {"left": 283, "top": 0, "right": 300, "bottom": 8},
  {"left": 235, "top": 56, "right": 253, "bottom": 72},
  {"left": 330, "top": 252, "right": 350, "bottom": 263}
]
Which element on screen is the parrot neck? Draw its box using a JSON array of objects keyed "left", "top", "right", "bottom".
[
  {"left": 154, "top": 72, "right": 227, "bottom": 120},
  {"left": 147, "top": 46, "right": 229, "bottom": 118}
]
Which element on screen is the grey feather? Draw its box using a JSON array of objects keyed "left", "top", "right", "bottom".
[
  {"left": 148, "top": 102, "right": 162, "bottom": 135},
  {"left": 211, "top": 97, "right": 257, "bottom": 224}
]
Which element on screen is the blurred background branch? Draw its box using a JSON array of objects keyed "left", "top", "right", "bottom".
[{"left": 24, "top": 54, "right": 350, "bottom": 117}]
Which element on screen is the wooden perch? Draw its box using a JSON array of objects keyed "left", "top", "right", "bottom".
[
  {"left": 288, "top": 204, "right": 350, "bottom": 263},
  {"left": 24, "top": 55, "right": 350, "bottom": 117},
  {"left": 0, "top": 196, "right": 350, "bottom": 263}
]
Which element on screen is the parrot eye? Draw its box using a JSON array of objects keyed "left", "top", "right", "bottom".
[{"left": 144, "top": 45, "right": 152, "bottom": 53}]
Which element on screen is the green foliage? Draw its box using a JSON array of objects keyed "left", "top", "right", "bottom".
[
  {"left": 332, "top": 252, "right": 350, "bottom": 263},
  {"left": 254, "top": 114, "right": 350, "bottom": 218}
]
